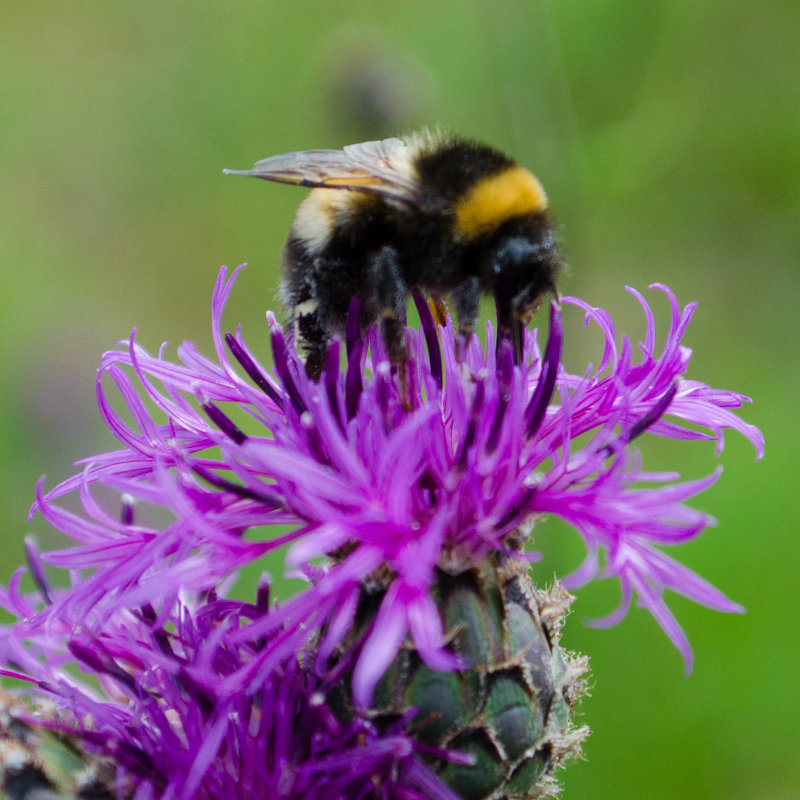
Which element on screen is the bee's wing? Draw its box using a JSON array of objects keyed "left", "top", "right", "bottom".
[{"left": 224, "top": 137, "right": 424, "bottom": 207}]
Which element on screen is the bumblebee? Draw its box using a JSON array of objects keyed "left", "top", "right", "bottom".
[{"left": 225, "top": 131, "right": 561, "bottom": 378}]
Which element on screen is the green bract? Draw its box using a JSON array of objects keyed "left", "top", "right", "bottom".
[{"left": 348, "top": 555, "right": 589, "bottom": 799}]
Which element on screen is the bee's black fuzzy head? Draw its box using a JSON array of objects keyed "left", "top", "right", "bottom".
[{"left": 482, "top": 221, "right": 561, "bottom": 359}]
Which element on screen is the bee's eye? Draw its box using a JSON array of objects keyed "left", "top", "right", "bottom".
[{"left": 494, "top": 237, "right": 535, "bottom": 274}]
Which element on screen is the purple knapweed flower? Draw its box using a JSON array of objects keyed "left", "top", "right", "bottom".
[{"left": 2, "top": 265, "right": 762, "bottom": 724}]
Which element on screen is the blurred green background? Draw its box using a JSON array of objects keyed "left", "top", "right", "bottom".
[{"left": 2, "top": 1, "right": 797, "bottom": 797}]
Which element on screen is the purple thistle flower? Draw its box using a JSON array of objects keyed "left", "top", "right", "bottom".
[
  {"left": 14, "top": 268, "right": 762, "bottom": 687},
  {"left": 0, "top": 265, "right": 762, "bottom": 793}
]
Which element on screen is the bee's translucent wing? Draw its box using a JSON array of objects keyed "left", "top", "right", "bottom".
[{"left": 224, "top": 136, "right": 423, "bottom": 206}]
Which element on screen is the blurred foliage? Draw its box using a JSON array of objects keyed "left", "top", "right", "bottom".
[{"left": 1, "top": 1, "right": 797, "bottom": 797}]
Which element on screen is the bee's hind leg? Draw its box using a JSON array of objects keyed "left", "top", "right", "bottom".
[{"left": 292, "top": 295, "right": 331, "bottom": 381}]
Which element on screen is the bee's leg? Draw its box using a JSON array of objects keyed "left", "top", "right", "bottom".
[
  {"left": 494, "top": 295, "right": 523, "bottom": 364},
  {"left": 453, "top": 276, "right": 480, "bottom": 363},
  {"left": 368, "top": 246, "right": 408, "bottom": 366},
  {"left": 281, "top": 241, "right": 332, "bottom": 380},
  {"left": 287, "top": 271, "right": 330, "bottom": 380},
  {"left": 428, "top": 296, "right": 449, "bottom": 328},
  {"left": 368, "top": 245, "right": 413, "bottom": 403},
  {"left": 293, "top": 297, "right": 330, "bottom": 380}
]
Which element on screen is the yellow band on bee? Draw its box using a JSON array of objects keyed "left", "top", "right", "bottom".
[{"left": 454, "top": 166, "right": 548, "bottom": 239}]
